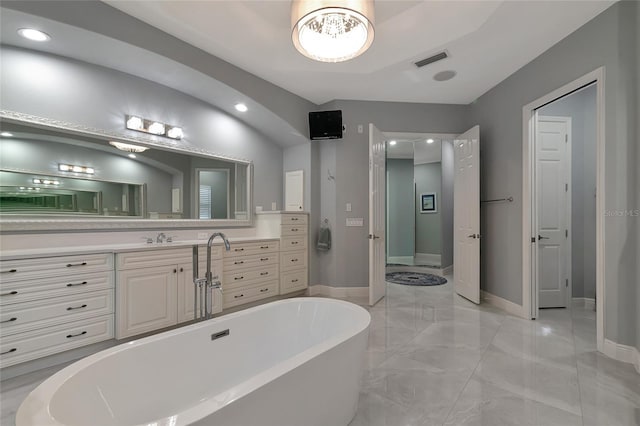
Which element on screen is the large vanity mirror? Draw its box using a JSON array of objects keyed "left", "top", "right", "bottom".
[{"left": 0, "top": 112, "right": 253, "bottom": 231}]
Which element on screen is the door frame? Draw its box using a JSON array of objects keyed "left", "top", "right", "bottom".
[
  {"left": 522, "top": 67, "right": 605, "bottom": 352},
  {"left": 536, "top": 115, "right": 572, "bottom": 308}
]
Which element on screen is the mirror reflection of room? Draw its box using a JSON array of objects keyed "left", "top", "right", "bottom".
[
  {"left": 386, "top": 136, "right": 454, "bottom": 272},
  {"left": 0, "top": 123, "right": 250, "bottom": 220}
]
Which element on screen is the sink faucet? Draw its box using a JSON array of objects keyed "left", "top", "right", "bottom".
[{"left": 156, "top": 232, "right": 167, "bottom": 243}]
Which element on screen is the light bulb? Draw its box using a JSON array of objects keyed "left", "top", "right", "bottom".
[
  {"left": 167, "top": 126, "right": 183, "bottom": 139},
  {"left": 235, "top": 103, "right": 248, "bottom": 112},
  {"left": 126, "top": 116, "right": 144, "bottom": 131}
]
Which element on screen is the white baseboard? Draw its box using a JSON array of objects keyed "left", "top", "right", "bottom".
[
  {"left": 603, "top": 339, "right": 640, "bottom": 373},
  {"left": 572, "top": 297, "right": 596, "bottom": 310},
  {"left": 307, "top": 285, "right": 368, "bottom": 299},
  {"left": 481, "top": 290, "right": 527, "bottom": 318},
  {"left": 415, "top": 252, "right": 441, "bottom": 265}
]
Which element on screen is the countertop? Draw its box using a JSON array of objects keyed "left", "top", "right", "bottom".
[{"left": 0, "top": 236, "right": 280, "bottom": 261}]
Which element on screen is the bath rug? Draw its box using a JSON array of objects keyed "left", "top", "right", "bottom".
[{"left": 385, "top": 271, "right": 447, "bottom": 286}]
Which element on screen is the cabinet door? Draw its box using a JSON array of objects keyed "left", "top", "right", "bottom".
[
  {"left": 116, "top": 266, "right": 177, "bottom": 339},
  {"left": 177, "top": 261, "right": 222, "bottom": 323}
]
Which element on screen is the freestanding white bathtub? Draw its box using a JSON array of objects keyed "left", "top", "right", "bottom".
[{"left": 16, "top": 297, "right": 370, "bottom": 426}]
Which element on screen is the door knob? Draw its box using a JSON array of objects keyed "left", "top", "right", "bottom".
[
  {"left": 468, "top": 234, "right": 481, "bottom": 239},
  {"left": 538, "top": 235, "right": 550, "bottom": 240},
  {"left": 368, "top": 234, "right": 380, "bottom": 240}
]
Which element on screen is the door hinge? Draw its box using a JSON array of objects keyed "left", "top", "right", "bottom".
[
  {"left": 565, "top": 134, "right": 568, "bottom": 143},
  {"left": 565, "top": 229, "right": 568, "bottom": 238},
  {"left": 565, "top": 183, "right": 568, "bottom": 192},
  {"left": 531, "top": 237, "right": 536, "bottom": 243},
  {"left": 566, "top": 278, "right": 569, "bottom": 287}
]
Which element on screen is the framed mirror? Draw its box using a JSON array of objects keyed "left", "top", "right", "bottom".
[{"left": 0, "top": 111, "right": 253, "bottom": 231}]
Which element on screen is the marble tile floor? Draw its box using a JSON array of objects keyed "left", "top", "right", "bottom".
[
  {"left": 348, "top": 279, "right": 640, "bottom": 426},
  {"left": 1, "top": 279, "right": 638, "bottom": 426}
]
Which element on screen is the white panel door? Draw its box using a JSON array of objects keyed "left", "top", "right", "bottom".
[
  {"left": 285, "top": 170, "right": 304, "bottom": 211},
  {"left": 369, "top": 124, "right": 386, "bottom": 306},
  {"left": 536, "top": 116, "right": 570, "bottom": 308},
  {"left": 454, "top": 126, "right": 480, "bottom": 304}
]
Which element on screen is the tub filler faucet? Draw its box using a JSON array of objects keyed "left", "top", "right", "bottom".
[{"left": 193, "top": 232, "right": 231, "bottom": 320}]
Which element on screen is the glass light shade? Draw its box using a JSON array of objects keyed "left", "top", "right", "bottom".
[
  {"left": 126, "top": 116, "right": 144, "bottom": 131},
  {"left": 292, "top": 1, "right": 374, "bottom": 63},
  {"left": 147, "top": 122, "right": 165, "bottom": 135},
  {"left": 166, "top": 126, "right": 184, "bottom": 139}
]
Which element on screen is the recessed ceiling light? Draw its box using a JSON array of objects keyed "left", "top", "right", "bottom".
[
  {"left": 389, "top": 140, "right": 397, "bottom": 146},
  {"left": 433, "top": 70, "right": 457, "bottom": 82},
  {"left": 128, "top": 153, "right": 137, "bottom": 159},
  {"left": 0, "top": 132, "right": 13, "bottom": 137},
  {"left": 17, "top": 28, "right": 51, "bottom": 42},
  {"left": 235, "top": 103, "right": 248, "bottom": 112},
  {"left": 426, "top": 139, "right": 434, "bottom": 144}
]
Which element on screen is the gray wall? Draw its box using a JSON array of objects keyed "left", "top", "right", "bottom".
[
  {"left": 539, "top": 85, "right": 597, "bottom": 300},
  {"left": 470, "top": 2, "right": 638, "bottom": 346},
  {"left": 441, "top": 141, "right": 455, "bottom": 268},
  {"left": 0, "top": 46, "right": 283, "bottom": 211},
  {"left": 636, "top": 0, "right": 640, "bottom": 357},
  {"left": 316, "top": 100, "right": 469, "bottom": 287},
  {"left": 386, "top": 159, "right": 414, "bottom": 257},
  {"left": 415, "top": 162, "right": 442, "bottom": 257}
]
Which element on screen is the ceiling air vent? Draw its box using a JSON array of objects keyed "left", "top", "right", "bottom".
[{"left": 414, "top": 51, "right": 448, "bottom": 68}]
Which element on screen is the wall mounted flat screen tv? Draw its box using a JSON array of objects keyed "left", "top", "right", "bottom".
[{"left": 308, "top": 110, "right": 343, "bottom": 140}]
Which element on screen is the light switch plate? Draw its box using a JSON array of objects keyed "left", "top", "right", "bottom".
[
  {"left": 357, "top": 125, "right": 363, "bottom": 134},
  {"left": 346, "top": 203, "right": 352, "bottom": 212},
  {"left": 271, "top": 202, "right": 277, "bottom": 210},
  {"left": 346, "top": 218, "right": 363, "bottom": 227}
]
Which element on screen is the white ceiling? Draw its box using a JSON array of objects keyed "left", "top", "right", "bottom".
[{"left": 105, "top": 0, "right": 615, "bottom": 105}]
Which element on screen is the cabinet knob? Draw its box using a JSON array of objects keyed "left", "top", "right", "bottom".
[
  {"left": 234, "top": 294, "right": 244, "bottom": 299},
  {"left": 180, "top": 267, "right": 184, "bottom": 272},
  {"left": 174, "top": 269, "right": 177, "bottom": 273},
  {"left": 1, "top": 348, "right": 17, "bottom": 355}
]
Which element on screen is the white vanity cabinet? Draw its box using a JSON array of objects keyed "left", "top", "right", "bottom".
[
  {"left": 222, "top": 240, "right": 280, "bottom": 308},
  {"left": 0, "top": 253, "right": 114, "bottom": 368},
  {"left": 256, "top": 212, "right": 309, "bottom": 294},
  {"left": 115, "top": 246, "right": 223, "bottom": 339}
]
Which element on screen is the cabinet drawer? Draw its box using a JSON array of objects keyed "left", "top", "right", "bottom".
[
  {"left": 223, "top": 280, "right": 279, "bottom": 309},
  {"left": 223, "top": 253, "right": 278, "bottom": 272},
  {"left": 117, "top": 248, "right": 192, "bottom": 270},
  {"left": 223, "top": 265, "right": 279, "bottom": 289},
  {"left": 280, "top": 251, "right": 307, "bottom": 272},
  {"left": 226, "top": 240, "right": 279, "bottom": 257},
  {"left": 1, "top": 289, "right": 114, "bottom": 337},
  {"left": 281, "top": 269, "right": 308, "bottom": 294},
  {"left": 0, "top": 314, "right": 114, "bottom": 368},
  {"left": 0, "top": 253, "right": 113, "bottom": 282},
  {"left": 281, "top": 235, "right": 307, "bottom": 252},
  {"left": 0, "top": 271, "right": 113, "bottom": 306},
  {"left": 281, "top": 224, "right": 308, "bottom": 236},
  {"left": 281, "top": 214, "right": 308, "bottom": 225}
]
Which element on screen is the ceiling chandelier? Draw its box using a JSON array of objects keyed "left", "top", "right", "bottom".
[{"left": 291, "top": 0, "right": 375, "bottom": 63}]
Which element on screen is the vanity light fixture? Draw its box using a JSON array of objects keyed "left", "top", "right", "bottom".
[
  {"left": 33, "top": 178, "right": 60, "bottom": 185},
  {"left": 125, "top": 115, "right": 183, "bottom": 140},
  {"left": 20, "top": 187, "right": 41, "bottom": 191},
  {"left": 388, "top": 140, "right": 397, "bottom": 146},
  {"left": 17, "top": 28, "right": 51, "bottom": 42},
  {"left": 59, "top": 163, "right": 95, "bottom": 174},
  {"left": 291, "top": 0, "right": 375, "bottom": 63},
  {"left": 426, "top": 139, "right": 434, "bottom": 144},
  {"left": 109, "top": 141, "right": 149, "bottom": 153},
  {"left": 0, "top": 132, "right": 13, "bottom": 137},
  {"left": 235, "top": 103, "right": 248, "bottom": 112}
]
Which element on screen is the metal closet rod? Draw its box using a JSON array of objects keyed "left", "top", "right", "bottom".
[{"left": 481, "top": 196, "right": 514, "bottom": 203}]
